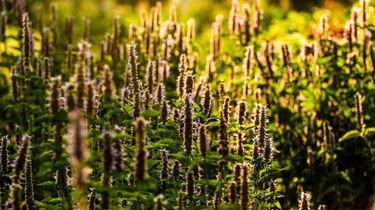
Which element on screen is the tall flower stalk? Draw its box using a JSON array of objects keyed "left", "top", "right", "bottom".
[
  {"left": 68, "top": 111, "right": 90, "bottom": 209},
  {"left": 183, "top": 94, "right": 193, "bottom": 156},
  {"left": 134, "top": 117, "right": 148, "bottom": 182}
]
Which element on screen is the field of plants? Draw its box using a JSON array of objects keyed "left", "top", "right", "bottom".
[{"left": 0, "top": 0, "right": 374, "bottom": 209}]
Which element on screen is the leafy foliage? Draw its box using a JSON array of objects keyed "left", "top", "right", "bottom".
[{"left": 0, "top": 0, "right": 374, "bottom": 210}]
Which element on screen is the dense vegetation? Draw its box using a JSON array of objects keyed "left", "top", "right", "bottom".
[{"left": 0, "top": 0, "right": 374, "bottom": 209}]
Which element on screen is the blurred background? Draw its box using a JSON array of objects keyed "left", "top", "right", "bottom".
[
  {"left": 27, "top": 0, "right": 357, "bottom": 46},
  {"left": 118, "top": 0, "right": 356, "bottom": 11},
  {"left": 31, "top": 0, "right": 358, "bottom": 11}
]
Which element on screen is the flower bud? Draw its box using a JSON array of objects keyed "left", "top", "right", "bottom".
[
  {"left": 186, "top": 171, "right": 195, "bottom": 199},
  {"left": 298, "top": 192, "right": 311, "bottom": 210},
  {"left": 25, "top": 155, "right": 35, "bottom": 210},
  {"left": 160, "top": 149, "right": 169, "bottom": 191},
  {"left": 154, "top": 194, "right": 166, "bottom": 210},
  {"left": 183, "top": 95, "right": 194, "bottom": 156},
  {"left": 0, "top": 136, "right": 8, "bottom": 173},
  {"left": 172, "top": 160, "right": 180, "bottom": 180},
  {"left": 240, "top": 164, "right": 249, "bottom": 210},
  {"left": 134, "top": 117, "right": 148, "bottom": 182},
  {"left": 160, "top": 100, "right": 169, "bottom": 124}
]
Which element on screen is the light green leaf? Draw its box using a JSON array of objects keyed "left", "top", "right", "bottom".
[{"left": 338, "top": 130, "right": 360, "bottom": 142}]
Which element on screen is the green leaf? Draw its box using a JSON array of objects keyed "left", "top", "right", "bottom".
[
  {"left": 46, "top": 198, "right": 63, "bottom": 204},
  {"left": 207, "top": 121, "right": 220, "bottom": 128},
  {"left": 365, "top": 127, "right": 375, "bottom": 136},
  {"left": 123, "top": 104, "right": 133, "bottom": 116},
  {"left": 274, "top": 201, "right": 282, "bottom": 209},
  {"left": 39, "top": 150, "right": 53, "bottom": 160},
  {"left": 142, "top": 109, "right": 160, "bottom": 118},
  {"left": 38, "top": 181, "right": 56, "bottom": 187},
  {"left": 51, "top": 111, "right": 69, "bottom": 123},
  {"left": 302, "top": 89, "right": 316, "bottom": 111},
  {"left": 175, "top": 99, "right": 184, "bottom": 108},
  {"left": 35, "top": 201, "right": 60, "bottom": 210},
  {"left": 338, "top": 130, "right": 360, "bottom": 142}
]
